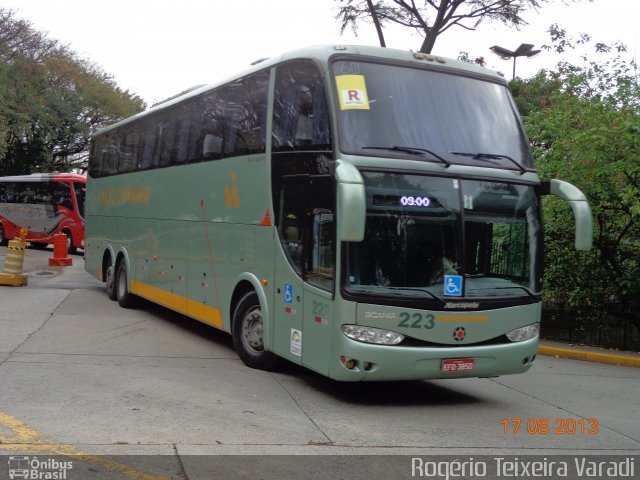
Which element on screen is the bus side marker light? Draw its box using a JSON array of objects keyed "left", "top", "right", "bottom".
[
  {"left": 261, "top": 278, "right": 268, "bottom": 286},
  {"left": 260, "top": 209, "right": 272, "bottom": 226}
]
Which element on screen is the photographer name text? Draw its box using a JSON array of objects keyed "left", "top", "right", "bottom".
[{"left": 412, "top": 457, "right": 635, "bottom": 479}]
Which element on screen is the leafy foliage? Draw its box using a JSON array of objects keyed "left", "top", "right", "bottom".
[
  {"left": 518, "top": 27, "right": 640, "bottom": 329},
  {"left": 0, "top": 9, "right": 145, "bottom": 174}
]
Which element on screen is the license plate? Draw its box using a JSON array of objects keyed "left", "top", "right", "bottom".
[{"left": 441, "top": 358, "right": 475, "bottom": 372}]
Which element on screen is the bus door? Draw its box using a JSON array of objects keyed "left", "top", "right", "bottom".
[
  {"left": 273, "top": 176, "right": 335, "bottom": 373},
  {"left": 274, "top": 180, "right": 306, "bottom": 364}
]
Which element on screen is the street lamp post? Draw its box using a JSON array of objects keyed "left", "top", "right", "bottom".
[{"left": 490, "top": 43, "right": 541, "bottom": 80}]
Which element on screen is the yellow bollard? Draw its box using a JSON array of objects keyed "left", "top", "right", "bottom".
[{"left": 0, "top": 228, "right": 29, "bottom": 287}]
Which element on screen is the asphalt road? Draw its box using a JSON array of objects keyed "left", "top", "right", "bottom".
[{"left": 0, "top": 246, "right": 638, "bottom": 479}]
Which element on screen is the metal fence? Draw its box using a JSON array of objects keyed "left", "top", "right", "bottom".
[{"left": 541, "top": 306, "right": 640, "bottom": 352}]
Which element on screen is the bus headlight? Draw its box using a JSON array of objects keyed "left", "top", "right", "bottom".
[
  {"left": 341, "top": 325, "right": 405, "bottom": 345},
  {"left": 506, "top": 323, "right": 540, "bottom": 342}
]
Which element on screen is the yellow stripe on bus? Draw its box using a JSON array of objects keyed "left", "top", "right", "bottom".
[{"left": 131, "top": 280, "right": 223, "bottom": 328}]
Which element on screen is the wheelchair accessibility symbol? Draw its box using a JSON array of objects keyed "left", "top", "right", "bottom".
[
  {"left": 284, "top": 283, "right": 293, "bottom": 304},
  {"left": 444, "top": 275, "right": 463, "bottom": 297}
]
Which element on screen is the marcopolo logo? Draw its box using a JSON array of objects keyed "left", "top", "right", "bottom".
[
  {"left": 8, "top": 456, "right": 73, "bottom": 479},
  {"left": 444, "top": 302, "right": 480, "bottom": 310}
]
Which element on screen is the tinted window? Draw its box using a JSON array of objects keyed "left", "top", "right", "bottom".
[
  {"left": 0, "top": 182, "right": 61, "bottom": 206},
  {"left": 121, "top": 131, "right": 140, "bottom": 173},
  {"left": 277, "top": 176, "right": 335, "bottom": 291},
  {"left": 89, "top": 70, "right": 269, "bottom": 177},
  {"left": 73, "top": 182, "right": 85, "bottom": 217},
  {"left": 273, "top": 61, "right": 331, "bottom": 152}
]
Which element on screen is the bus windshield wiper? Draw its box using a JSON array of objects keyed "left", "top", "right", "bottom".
[
  {"left": 491, "top": 286, "right": 538, "bottom": 300},
  {"left": 450, "top": 151, "right": 526, "bottom": 174},
  {"left": 384, "top": 286, "right": 447, "bottom": 305},
  {"left": 363, "top": 146, "right": 451, "bottom": 168}
]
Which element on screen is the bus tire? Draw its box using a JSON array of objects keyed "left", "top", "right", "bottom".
[
  {"left": 105, "top": 257, "right": 117, "bottom": 301},
  {"left": 115, "top": 261, "right": 137, "bottom": 308},
  {"left": 0, "top": 225, "right": 6, "bottom": 246},
  {"left": 232, "top": 291, "right": 281, "bottom": 371}
]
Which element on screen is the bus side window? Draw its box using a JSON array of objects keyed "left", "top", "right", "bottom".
[
  {"left": 1, "top": 183, "right": 17, "bottom": 202},
  {"left": 278, "top": 182, "right": 307, "bottom": 275},
  {"left": 102, "top": 132, "right": 121, "bottom": 175},
  {"left": 273, "top": 61, "right": 331, "bottom": 152},
  {"left": 54, "top": 188, "right": 72, "bottom": 209},
  {"left": 122, "top": 131, "right": 140, "bottom": 173},
  {"left": 307, "top": 177, "right": 335, "bottom": 291},
  {"left": 34, "top": 183, "right": 55, "bottom": 205},
  {"left": 158, "top": 117, "right": 176, "bottom": 167},
  {"left": 171, "top": 105, "right": 193, "bottom": 164},
  {"left": 277, "top": 177, "right": 335, "bottom": 291},
  {"left": 178, "top": 103, "right": 200, "bottom": 163},
  {"left": 200, "top": 90, "right": 225, "bottom": 160},
  {"left": 73, "top": 182, "right": 85, "bottom": 217},
  {"left": 21, "top": 186, "right": 35, "bottom": 204},
  {"left": 139, "top": 121, "right": 159, "bottom": 170}
]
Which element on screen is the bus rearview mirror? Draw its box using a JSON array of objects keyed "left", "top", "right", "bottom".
[
  {"left": 541, "top": 179, "right": 593, "bottom": 251},
  {"left": 335, "top": 160, "right": 366, "bottom": 242}
]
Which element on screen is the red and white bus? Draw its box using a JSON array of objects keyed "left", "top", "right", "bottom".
[{"left": 0, "top": 173, "right": 86, "bottom": 252}]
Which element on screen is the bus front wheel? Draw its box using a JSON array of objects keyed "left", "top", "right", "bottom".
[
  {"left": 232, "top": 291, "right": 280, "bottom": 371},
  {"left": 115, "top": 262, "right": 137, "bottom": 308},
  {"left": 0, "top": 225, "right": 6, "bottom": 246}
]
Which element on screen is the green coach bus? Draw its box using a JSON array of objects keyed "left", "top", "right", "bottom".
[{"left": 85, "top": 45, "right": 592, "bottom": 381}]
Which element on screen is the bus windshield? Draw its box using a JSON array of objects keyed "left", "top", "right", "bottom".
[
  {"left": 332, "top": 60, "right": 532, "bottom": 171},
  {"left": 344, "top": 172, "right": 542, "bottom": 302}
]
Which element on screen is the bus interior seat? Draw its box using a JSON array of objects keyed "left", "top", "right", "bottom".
[{"left": 203, "top": 134, "right": 222, "bottom": 159}]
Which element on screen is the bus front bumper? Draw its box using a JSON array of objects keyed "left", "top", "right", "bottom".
[{"left": 327, "top": 336, "right": 539, "bottom": 381}]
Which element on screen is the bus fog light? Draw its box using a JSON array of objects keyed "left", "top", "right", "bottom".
[
  {"left": 506, "top": 323, "right": 540, "bottom": 342},
  {"left": 341, "top": 325, "right": 404, "bottom": 345}
]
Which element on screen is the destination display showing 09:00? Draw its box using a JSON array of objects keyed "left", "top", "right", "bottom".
[
  {"left": 372, "top": 194, "right": 434, "bottom": 208},
  {"left": 400, "top": 195, "right": 431, "bottom": 207}
]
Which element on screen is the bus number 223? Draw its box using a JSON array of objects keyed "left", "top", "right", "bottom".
[{"left": 398, "top": 312, "right": 435, "bottom": 329}]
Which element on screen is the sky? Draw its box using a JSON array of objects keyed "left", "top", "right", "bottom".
[{"left": 1, "top": 0, "right": 638, "bottom": 107}]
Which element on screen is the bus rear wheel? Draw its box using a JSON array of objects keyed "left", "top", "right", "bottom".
[
  {"left": 105, "top": 257, "right": 117, "bottom": 301},
  {"left": 115, "top": 262, "right": 137, "bottom": 308},
  {"left": 0, "top": 225, "right": 6, "bottom": 246},
  {"left": 232, "top": 291, "right": 280, "bottom": 371}
]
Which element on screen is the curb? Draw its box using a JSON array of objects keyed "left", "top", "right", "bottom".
[{"left": 538, "top": 345, "right": 640, "bottom": 368}]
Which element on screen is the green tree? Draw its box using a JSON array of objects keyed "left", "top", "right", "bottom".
[
  {"left": 0, "top": 8, "right": 145, "bottom": 175},
  {"left": 334, "top": 0, "right": 587, "bottom": 54},
  {"left": 519, "top": 28, "right": 640, "bottom": 331}
]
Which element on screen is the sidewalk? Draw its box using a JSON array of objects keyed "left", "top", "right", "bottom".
[{"left": 539, "top": 340, "right": 640, "bottom": 368}]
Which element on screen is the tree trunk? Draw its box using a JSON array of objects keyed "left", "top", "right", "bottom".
[
  {"left": 419, "top": 31, "right": 437, "bottom": 53},
  {"left": 366, "top": 0, "right": 386, "bottom": 47}
]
